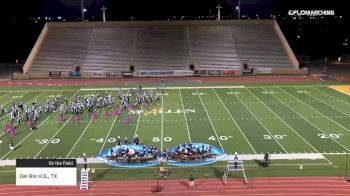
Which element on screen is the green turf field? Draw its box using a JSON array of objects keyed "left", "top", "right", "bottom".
[
  {"left": 1, "top": 84, "right": 350, "bottom": 184},
  {"left": 1, "top": 84, "right": 350, "bottom": 160}
]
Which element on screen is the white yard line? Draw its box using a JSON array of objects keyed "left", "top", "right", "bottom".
[
  {"left": 32, "top": 90, "right": 81, "bottom": 159},
  {"left": 267, "top": 87, "right": 350, "bottom": 152},
  {"left": 212, "top": 88, "right": 256, "bottom": 154},
  {"left": 132, "top": 105, "right": 143, "bottom": 139},
  {"left": 231, "top": 88, "right": 288, "bottom": 153},
  {"left": 161, "top": 92, "right": 164, "bottom": 151},
  {"left": 0, "top": 92, "right": 62, "bottom": 160},
  {"left": 64, "top": 90, "right": 97, "bottom": 158},
  {"left": 247, "top": 88, "right": 333, "bottom": 165},
  {"left": 65, "top": 120, "right": 93, "bottom": 158},
  {"left": 0, "top": 91, "right": 64, "bottom": 160},
  {"left": 287, "top": 87, "right": 350, "bottom": 134},
  {"left": 98, "top": 90, "right": 118, "bottom": 154},
  {"left": 246, "top": 88, "right": 319, "bottom": 152},
  {"left": 33, "top": 115, "right": 73, "bottom": 158},
  {"left": 98, "top": 116, "right": 118, "bottom": 154},
  {"left": 0, "top": 92, "right": 11, "bottom": 99},
  {"left": 1, "top": 91, "right": 31, "bottom": 108},
  {"left": 196, "top": 89, "right": 225, "bottom": 152},
  {"left": 313, "top": 87, "right": 350, "bottom": 106},
  {"left": 179, "top": 89, "right": 192, "bottom": 143}
]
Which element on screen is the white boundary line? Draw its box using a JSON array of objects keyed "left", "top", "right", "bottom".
[
  {"left": 179, "top": 89, "right": 192, "bottom": 143},
  {"left": 284, "top": 87, "right": 350, "bottom": 134},
  {"left": 196, "top": 89, "right": 225, "bottom": 152},
  {"left": 81, "top": 86, "right": 245, "bottom": 91},
  {"left": 313, "top": 87, "right": 350, "bottom": 106},
  {"left": 0, "top": 84, "right": 346, "bottom": 93},
  {"left": 0, "top": 91, "right": 30, "bottom": 108},
  {"left": 231, "top": 88, "right": 288, "bottom": 154},
  {"left": 298, "top": 87, "right": 350, "bottom": 133},
  {"left": 0, "top": 91, "right": 11, "bottom": 99},
  {"left": 267, "top": 87, "right": 350, "bottom": 152},
  {"left": 212, "top": 88, "right": 256, "bottom": 154}
]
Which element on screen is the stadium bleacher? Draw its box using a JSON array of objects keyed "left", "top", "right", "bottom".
[{"left": 23, "top": 20, "right": 300, "bottom": 78}]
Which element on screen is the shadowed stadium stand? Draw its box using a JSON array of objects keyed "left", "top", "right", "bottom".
[{"left": 21, "top": 20, "right": 302, "bottom": 79}]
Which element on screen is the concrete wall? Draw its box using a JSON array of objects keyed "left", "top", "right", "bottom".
[
  {"left": 273, "top": 21, "right": 299, "bottom": 69},
  {"left": 23, "top": 24, "right": 49, "bottom": 74},
  {"left": 47, "top": 20, "right": 275, "bottom": 28}
]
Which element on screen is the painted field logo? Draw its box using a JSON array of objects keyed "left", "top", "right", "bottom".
[{"left": 129, "top": 109, "right": 195, "bottom": 115}]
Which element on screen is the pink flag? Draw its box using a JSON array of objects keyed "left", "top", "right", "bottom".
[
  {"left": 112, "top": 111, "right": 118, "bottom": 117},
  {"left": 9, "top": 129, "right": 15, "bottom": 137},
  {"left": 103, "top": 111, "right": 109, "bottom": 118},
  {"left": 124, "top": 117, "right": 131, "bottom": 125},
  {"left": 27, "top": 121, "right": 33, "bottom": 127},
  {"left": 58, "top": 116, "right": 65, "bottom": 123},
  {"left": 90, "top": 114, "right": 97, "bottom": 121},
  {"left": 73, "top": 115, "right": 80, "bottom": 123},
  {"left": 127, "top": 105, "right": 134, "bottom": 111},
  {"left": 115, "top": 107, "right": 121, "bottom": 114}
]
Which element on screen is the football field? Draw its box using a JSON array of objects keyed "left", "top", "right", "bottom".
[{"left": 1, "top": 85, "right": 350, "bottom": 160}]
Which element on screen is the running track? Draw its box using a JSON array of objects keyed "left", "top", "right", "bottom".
[{"left": 0, "top": 177, "right": 349, "bottom": 196}]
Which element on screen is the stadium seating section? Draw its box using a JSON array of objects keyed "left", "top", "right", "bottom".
[{"left": 27, "top": 20, "right": 296, "bottom": 73}]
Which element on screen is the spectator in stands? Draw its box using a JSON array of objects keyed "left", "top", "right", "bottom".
[{"left": 189, "top": 174, "right": 195, "bottom": 188}]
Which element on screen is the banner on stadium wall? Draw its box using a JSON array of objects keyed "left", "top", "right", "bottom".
[
  {"left": 122, "top": 71, "right": 134, "bottom": 78},
  {"left": 256, "top": 68, "right": 272, "bottom": 74},
  {"left": 134, "top": 70, "right": 193, "bottom": 77},
  {"left": 222, "top": 70, "right": 236, "bottom": 76},
  {"left": 194, "top": 70, "right": 207, "bottom": 76},
  {"left": 242, "top": 69, "right": 254, "bottom": 75},
  {"left": 49, "top": 71, "right": 61, "bottom": 78},
  {"left": 69, "top": 71, "right": 81, "bottom": 78},
  {"left": 105, "top": 71, "right": 121, "bottom": 78},
  {"left": 208, "top": 70, "right": 221, "bottom": 76},
  {"left": 90, "top": 72, "right": 105, "bottom": 78}
]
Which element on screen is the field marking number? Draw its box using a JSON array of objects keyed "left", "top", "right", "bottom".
[
  {"left": 36, "top": 139, "right": 60, "bottom": 144},
  {"left": 263, "top": 135, "right": 287, "bottom": 140},
  {"left": 208, "top": 136, "right": 233, "bottom": 141},
  {"left": 318, "top": 133, "right": 342, "bottom": 139}
]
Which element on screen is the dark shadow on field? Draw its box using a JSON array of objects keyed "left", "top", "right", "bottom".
[
  {"left": 212, "top": 166, "right": 224, "bottom": 179},
  {"left": 254, "top": 159, "right": 263, "bottom": 167},
  {"left": 179, "top": 180, "right": 188, "bottom": 187},
  {"left": 90, "top": 168, "right": 112, "bottom": 181}
]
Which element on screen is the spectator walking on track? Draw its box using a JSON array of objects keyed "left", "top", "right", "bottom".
[{"left": 189, "top": 174, "right": 195, "bottom": 188}]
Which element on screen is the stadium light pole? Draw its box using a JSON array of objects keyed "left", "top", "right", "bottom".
[
  {"left": 81, "top": 0, "right": 85, "bottom": 22},
  {"left": 238, "top": 0, "right": 241, "bottom": 20},
  {"left": 216, "top": 4, "right": 222, "bottom": 20},
  {"left": 101, "top": 6, "right": 107, "bottom": 22}
]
